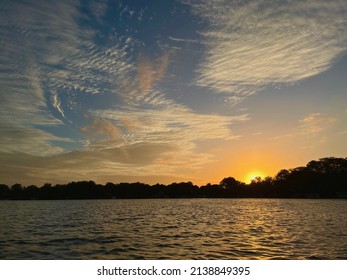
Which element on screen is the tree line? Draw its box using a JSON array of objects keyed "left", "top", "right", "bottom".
[{"left": 1, "top": 157, "right": 346, "bottom": 200}]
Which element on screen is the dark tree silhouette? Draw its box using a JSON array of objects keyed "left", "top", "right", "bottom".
[
  {"left": 200, "top": 183, "right": 225, "bottom": 198},
  {"left": 220, "top": 177, "right": 245, "bottom": 197},
  {"left": 1, "top": 157, "right": 346, "bottom": 200},
  {"left": 10, "top": 183, "right": 23, "bottom": 199},
  {"left": 0, "top": 184, "right": 10, "bottom": 199},
  {"left": 24, "top": 185, "right": 39, "bottom": 199},
  {"left": 165, "top": 182, "right": 200, "bottom": 198}
]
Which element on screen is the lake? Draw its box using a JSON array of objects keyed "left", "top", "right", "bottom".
[{"left": 0, "top": 199, "right": 346, "bottom": 259}]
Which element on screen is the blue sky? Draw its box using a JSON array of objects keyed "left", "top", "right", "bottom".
[{"left": 1, "top": 0, "right": 347, "bottom": 185}]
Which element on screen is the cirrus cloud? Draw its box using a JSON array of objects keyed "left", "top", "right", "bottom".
[
  {"left": 299, "top": 112, "right": 337, "bottom": 135},
  {"left": 191, "top": 0, "right": 347, "bottom": 99}
]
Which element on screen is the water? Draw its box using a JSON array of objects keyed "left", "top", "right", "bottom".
[{"left": 0, "top": 199, "right": 346, "bottom": 259}]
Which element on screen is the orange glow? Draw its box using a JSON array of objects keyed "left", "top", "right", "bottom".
[
  {"left": 192, "top": 136, "right": 304, "bottom": 185},
  {"left": 245, "top": 171, "right": 266, "bottom": 183}
]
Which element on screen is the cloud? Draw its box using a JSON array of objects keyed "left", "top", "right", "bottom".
[
  {"left": 89, "top": 1, "right": 108, "bottom": 22},
  {"left": 137, "top": 52, "right": 170, "bottom": 95},
  {"left": 88, "top": 103, "right": 248, "bottom": 176},
  {"left": 156, "top": 52, "right": 170, "bottom": 81},
  {"left": 168, "top": 36, "right": 201, "bottom": 44},
  {"left": 0, "top": 141, "right": 177, "bottom": 186},
  {"left": 94, "top": 104, "right": 247, "bottom": 145},
  {"left": 117, "top": 51, "right": 173, "bottom": 108},
  {"left": 0, "top": 1, "right": 252, "bottom": 185},
  {"left": 272, "top": 112, "right": 338, "bottom": 143},
  {"left": 0, "top": 1, "right": 83, "bottom": 155},
  {"left": 190, "top": 0, "right": 347, "bottom": 97},
  {"left": 299, "top": 113, "right": 337, "bottom": 134},
  {"left": 1, "top": 0, "right": 135, "bottom": 109},
  {"left": 0, "top": 0, "right": 136, "bottom": 155},
  {"left": 119, "top": 118, "right": 152, "bottom": 133},
  {"left": 48, "top": 100, "right": 246, "bottom": 183},
  {"left": 137, "top": 55, "right": 155, "bottom": 95},
  {"left": 0, "top": 124, "right": 68, "bottom": 156},
  {"left": 80, "top": 118, "right": 121, "bottom": 140},
  {"left": 52, "top": 90, "right": 66, "bottom": 119}
]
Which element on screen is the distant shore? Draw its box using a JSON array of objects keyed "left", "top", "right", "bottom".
[{"left": 1, "top": 157, "right": 347, "bottom": 200}]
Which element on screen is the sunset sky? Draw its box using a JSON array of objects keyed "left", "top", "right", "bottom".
[{"left": 1, "top": 0, "right": 347, "bottom": 186}]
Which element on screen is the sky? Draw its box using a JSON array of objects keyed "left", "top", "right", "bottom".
[{"left": 1, "top": 0, "right": 347, "bottom": 186}]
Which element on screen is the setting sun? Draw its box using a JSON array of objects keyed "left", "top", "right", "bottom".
[{"left": 245, "top": 171, "right": 266, "bottom": 183}]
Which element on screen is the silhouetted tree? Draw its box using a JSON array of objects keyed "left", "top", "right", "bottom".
[
  {"left": 104, "top": 182, "right": 117, "bottom": 198},
  {"left": 115, "top": 182, "right": 151, "bottom": 198},
  {"left": 0, "top": 184, "right": 9, "bottom": 199},
  {"left": 220, "top": 177, "right": 245, "bottom": 197},
  {"left": 306, "top": 157, "right": 347, "bottom": 175},
  {"left": 24, "top": 185, "right": 39, "bottom": 199},
  {"left": 200, "top": 183, "right": 225, "bottom": 198},
  {"left": 274, "top": 169, "right": 291, "bottom": 184},
  {"left": 65, "top": 181, "right": 102, "bottom": 199},
  {"left": 10, "top": 183, "right": 23, "bottom": 199},
  {"left": 166, "top": 182, "right": 199, "bottom": 198},
  {"left": 1, "top": 157, "right": 346, "bottom": 199},
  {"left": 248, "top": 176, "right": 275, "bottom": 197},
  {"left": 40, "top": 182, "right": 56, "bottom": 199}
]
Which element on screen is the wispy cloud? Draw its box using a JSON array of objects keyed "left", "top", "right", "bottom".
[
  {"left": 299, "top": 113, "right": 337, "bottom": 135},
  {"left": 0, "top": 1, "right": 259, "bottom": 184},
  {"left": 272, "top": 112, "right": 338, "bottom": 142},
  {"left": 52, "top": 90, "right": 66, "bottom": 120},
  {"left": 93, "top": 105, "right": 247, "bottom": 146},
  {"left": 137, "top": 55, "right": 156, "bottom": 95},
  {"left": 0, "top": 125, "right": 68, "bottom": 156},
  {"left": 80, "top": 117, "right": 121, "bottom": 140},
  {"left": 190, "top": 0, "right": 347, "bottom": 97},
  {"left": 89, "top": 1, "right": 108, "bottom": 22},
  {"left": 0, "top": 143, "right": 178, "bottom": 186},
  {"left": 137, "top": 52, "right": 170, "bottom": 96},
  {"left": 0, "top": 1, "right": 83, "bottom": 155},
  {"left": 168, "top": 36, "right": 201, "bottom": 44},
  {"left": 86, "top": 103, "right": 248, "bottom": 176},
  {"left": 0, "top": 0, "right": 136, "bottom": 155}
]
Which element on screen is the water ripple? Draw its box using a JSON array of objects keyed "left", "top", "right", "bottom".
[{"left": 0, "top": 199, "right": 346, "bottom": 259}]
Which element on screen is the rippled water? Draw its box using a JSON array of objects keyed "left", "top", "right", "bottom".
[{"left": 0, "top": 199, "right": 346, "bottom": 259}]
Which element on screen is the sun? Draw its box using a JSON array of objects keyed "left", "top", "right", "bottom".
[{"left": 245, "top": 171, "right": 266, "bottom": 183}]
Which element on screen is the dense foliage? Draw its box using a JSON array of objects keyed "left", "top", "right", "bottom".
[{"left": 1, "top": 157, "right": 346, "bottom": 199}]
